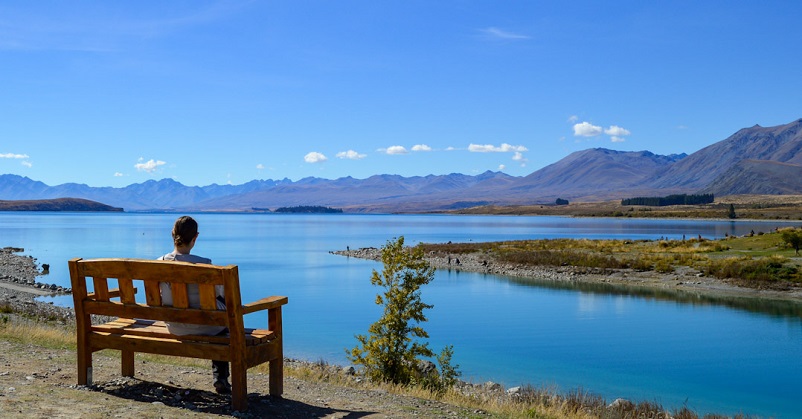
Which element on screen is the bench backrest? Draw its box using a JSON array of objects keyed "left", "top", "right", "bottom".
[{"left": 69, "top": 258, "right": 244, "bottom": 329}]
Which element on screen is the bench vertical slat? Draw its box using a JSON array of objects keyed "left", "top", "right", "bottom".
[
  {"left": 118, "top": 276, "right": 137, "bottom": 376},
  {"left": 199, "top": 284, "right": 217, "bottom": 310},
  {"left": 93, "top": 277, "right": 110, "bottom": 301},
  {"left": 69, "top": 258, "right": 93, "bottom": 385},
  {"left": 118, "top": 278, "right": 136, "bottom": 304},
  {"left": 172, "top": 283, "right": 189, "bottom": 309},
  {"left": 144, "top": 280, "right": 162, "bottom": 306}
]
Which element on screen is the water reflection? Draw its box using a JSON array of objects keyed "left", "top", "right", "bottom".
[{"left": 496, "top": 273, "right": 802, "bottom": 320}]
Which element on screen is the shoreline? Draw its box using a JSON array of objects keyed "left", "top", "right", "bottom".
[
  {"left": 0, "top": 247, "right": 75, "bottom": 322},
  {"left": 331, "top": 247, "right": 802, "bottom": 305},
  {"left": 3, "top": 247, "right": 799, "bottom": 416}
]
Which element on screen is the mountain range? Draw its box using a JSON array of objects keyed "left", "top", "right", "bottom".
[{"left": 2, "top": 118, "right": 802, "bottom": 212}]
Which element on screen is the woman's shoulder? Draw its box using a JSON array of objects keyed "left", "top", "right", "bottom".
[{"left": 159, "top": 252, "right": 212, "bottom": 264}]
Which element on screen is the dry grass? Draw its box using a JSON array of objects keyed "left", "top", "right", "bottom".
[
  {"left": 0, "top": 317, "right": 74, "bottom": 348},
  {"left": 420, "top": 228, "right": 802, "bottom": 287}
]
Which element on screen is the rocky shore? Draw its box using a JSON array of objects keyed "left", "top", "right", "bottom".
[{"left": 0, "top": 247, "right": 74, "bottom": 322}]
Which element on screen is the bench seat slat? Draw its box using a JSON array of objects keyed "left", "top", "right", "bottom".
[{"left": 82, "top": 301, "right": 228, "bottom": 324}]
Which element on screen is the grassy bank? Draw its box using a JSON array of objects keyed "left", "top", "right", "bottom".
[{"left": 419, "top": 227, "right": 802, "bottom": 290}]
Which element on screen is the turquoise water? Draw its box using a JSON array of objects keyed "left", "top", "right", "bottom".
[{"left": 2, "top": 212, "right": 801, "bottom": 418}]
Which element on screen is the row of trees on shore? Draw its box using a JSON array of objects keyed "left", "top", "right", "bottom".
[{"left": 621, "top": 193, "right": 714, "bottom": 206}]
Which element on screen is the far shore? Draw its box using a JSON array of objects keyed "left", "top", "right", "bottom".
[{"left": 332, "top": 246, "right": 802, "bottom": 306}]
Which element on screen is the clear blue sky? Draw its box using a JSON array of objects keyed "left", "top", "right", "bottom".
[{"left": 1, "top": 1, "right": 801, "bottom": 187}]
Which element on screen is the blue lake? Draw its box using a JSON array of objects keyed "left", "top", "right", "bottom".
[{"left": 2, "top": 212, "right": 801, "bottom": 418}]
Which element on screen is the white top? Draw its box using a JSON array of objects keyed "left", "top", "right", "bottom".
[{"left": 158, "top": 251, "right": 226, "bottom": 336}]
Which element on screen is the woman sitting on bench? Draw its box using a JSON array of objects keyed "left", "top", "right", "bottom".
[{"left": 158, "top": 215, "right": 232, "bottom": 394}]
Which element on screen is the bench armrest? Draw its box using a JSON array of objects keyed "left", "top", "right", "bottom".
[{"left": 243, "top": 296, "right": 288, "bottom": 315}]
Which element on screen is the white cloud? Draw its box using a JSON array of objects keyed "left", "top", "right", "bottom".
[
  {"left": 411, "top": 144, "right": 432, "bottom": 152},
  {"left": 114, "top": 172, "right": 123, "bottom": 177},
  {"left": 134, "top": 158, "right": 166, "bottom": 173},
  {"left": 468, "top": 143, "right": 528, "bottom": 153},
  {"left": 611, "top": 136, "right": 626, "bottom": 143},
  {"left": 445, "top": 146, "right": 456, "bottom": 151},
  {"left": 336, "top": 150, "right": 367, "bottom": 160},
  {"left": 567, "top": 115, "right": 579, "bottom": 123},
  {"left": 573, "top": 122, "right": 603, "bottom": 137},
  {"left": 1, "top": 153, "right": 29, "bottom": 159},
  {"left": 303, "top": 152, "right": 327, "bottom": 163},
  {"left": 480, "top": 27, "right": 530, "bottom": 40},
  {"left": 21, "top": 161, "right": 32, "bottom": 168},
  {"left": 512, "top": 152, "right": 527, "bottom": 162},
  {"left": 498, "top": 164, "right": 506, "bottom": 171},
  {"left": 384, "top": 146, "right": 408, "bottom": 155},
  {"left": 256, "top": 163, "right": 265, "bottom": 170},
  {"left": 604, "top": 125, "right": 631, "bottom": 136}
]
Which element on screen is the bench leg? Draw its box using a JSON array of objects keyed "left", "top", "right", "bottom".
[
  {"left": 77, "top": 345, "right": 92, "bottom": 385},
  {"left": 121, "top": 350, "right": 135, "bottom": 377},
  {"left": 231, "top": 360, "right": 248, "bottom": 412},
  {"left": 269, "top": 357, "right": 283, "bottom": 396}
]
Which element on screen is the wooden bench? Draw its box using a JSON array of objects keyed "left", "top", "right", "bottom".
[{"left": 68, "top": 257, "right": 288, "bottom": 411}]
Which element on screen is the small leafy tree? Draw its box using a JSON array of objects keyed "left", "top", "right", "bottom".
[
  {"left": 781, "top": 228, "right": 802, "bottom": 255},
  {"left": 348, "top": 236, "right": 459, "bottom": 389},
  {"left": 727, "top": 204, "right": 737, "bottom": 219}
]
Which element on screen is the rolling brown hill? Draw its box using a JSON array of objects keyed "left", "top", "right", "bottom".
[
  {"left": 701, "top": 159, "right": 802, "bottom": 196},
  {"left": 0, "top": 198, "right": 123, "bottom": 212}
]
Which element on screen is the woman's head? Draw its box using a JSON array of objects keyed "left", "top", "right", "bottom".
[{"left": 172, "top": 216, "right": 198, "bottom": 247}]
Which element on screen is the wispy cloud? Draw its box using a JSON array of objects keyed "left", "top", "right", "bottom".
[
  {"left": 134, "top": 158, "right": 166, "bottom": 173},
  {"left": 304, "top": 152, "right": 327, "bottom": 163},
  {"left": 256, "top": 163, "right": 265, "bottom": 170},
  {"left": 21, "top": 161, "right": 32, "bottom": 168},
  {"left": 573, "top": 122, "right": 603, "bottom": 137},
  {"left": 336, "top": 150, "right": 367, "bottom": 160},
  {"left": 480, "top": 27, "right": 530, "bottom": 40},
  {"left": 573, "top": 121, "right": 632, "bottom": 142},
  {"left": 411, "top": 144, "right": 432, "bottom": 152},
  {"left": 604, "top": 125, "right": 631, "bottom": 136},
  {"left": 0, "top": 2, "right": 248, "bottom": 52},
  {"left": 0, "top": 153, "right": 29, "bottom": 159},
  {"left": 468, "top": 143, "right": 528, "bottom": 153},
  {"left": 382, "top": 146, "right": 409, "bottom": 155},
  {"left": 114, "top": 172, "right": 124, "bottom": 177}
]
